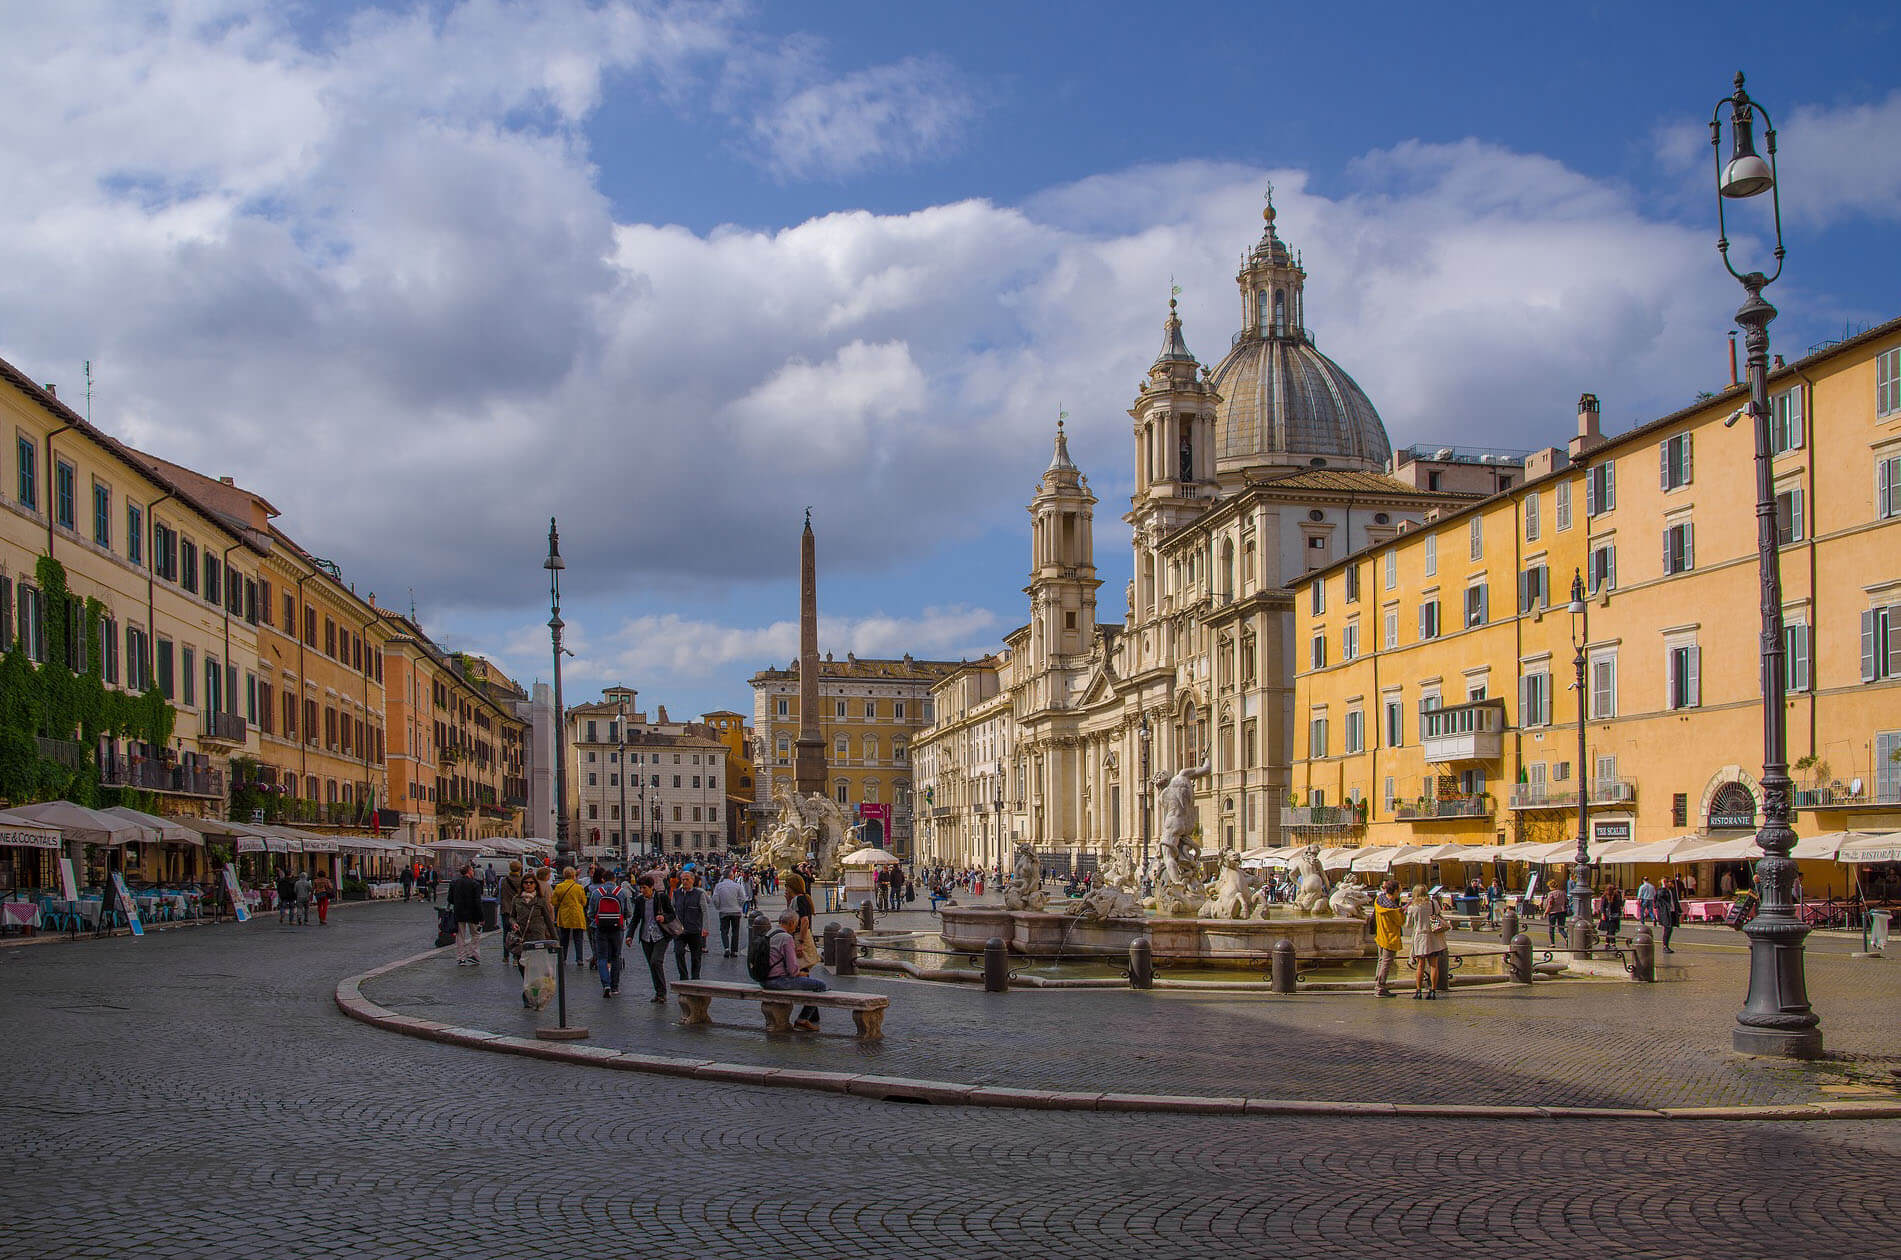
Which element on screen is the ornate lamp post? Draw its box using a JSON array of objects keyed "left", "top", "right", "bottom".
[
  {"left": 616, "top": 695, "right": 629, "bottom": 866},
  {"left": 1565, "top": 571, "right": 1595, "bottom": 957},
  {"left": 1709, "top": 72, "right": 1820, "bottom": 1057},
  {"left": 994, "top": 759, "right": 1005, "bottom": 871},
  {"left": 1138, "top": 713, "right": 1152, "bottom": 877},
  {"left": 538, "top": 518, "right": 583, "bottom": 1039}
]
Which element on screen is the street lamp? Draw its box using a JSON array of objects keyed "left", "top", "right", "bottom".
[
  {"left": 994, "top": 759, "right": 1004, "bottom": 871},
  {"left": 1565, "top": 571, "right": 1595, "bottom": 957},
  {"left": 539, "top": 518, "right": 583, "bottom": 1040},
  {"left": 1709, "top": 71, "right": 1820, "bottom": 1058},
  {"left": 1138, "top": 713, "right": 1152, "bottom": 877},
  {"left": 616, "top": 695, "right": 629, "bottom": 867}
]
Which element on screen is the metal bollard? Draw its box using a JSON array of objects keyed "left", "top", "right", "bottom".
[
  {"left": 836, "top": 927, "right": 858, "bottom": 976},
  {"left": 1435, "top": 950, "right": 1450, "bottom": 992},
  {"left": 1630, "top": 925, "right": 1655, "bottom": 982},
  {"left": 1128, "top": 938, "right": 1153, "bottom": 989},
  {"left": 822, "top": 921, "right": 841, "bottom": 969},
  {"left": 983, "top": 937, "right": 1009, "bottom": 992},
  {"left": 1508, "top": 933, "right": 1533, "bottom": 984},
  {"left": 1270, "top": 938, "right": 1297, "bottom": 993},
  {"left": 1500, "top": 908, "right": 1518, "bottom": 948},
  {"left": 1567, "top": 915, "right": 1595, "bottom": 961},
  {"left": 858, "top": 899, "right": 875, "bottom": 931}
]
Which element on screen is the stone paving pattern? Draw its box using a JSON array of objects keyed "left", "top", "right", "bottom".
[
  {"left": 4, "top": 900, "right": 1899, "bottom": 1259},
  {"left": 367, "top": 899, "right": 1901, "bottom": 1110}
]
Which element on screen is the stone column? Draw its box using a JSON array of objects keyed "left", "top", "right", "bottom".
[{"left": 793, "top": 513, "right": 828, "bottom": 798}]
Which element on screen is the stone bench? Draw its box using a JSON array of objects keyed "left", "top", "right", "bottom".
[{"left": 671, "top": 979, "right": 889, "bottom": 1040}]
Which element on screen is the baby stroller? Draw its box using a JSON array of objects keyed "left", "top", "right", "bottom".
[{"left": 434, "top": 905, "right": 457, "bottom": 948}]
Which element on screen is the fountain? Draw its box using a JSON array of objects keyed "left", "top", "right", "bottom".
[{"left": 938, "top": 765, "right": 1370, "bottom": 966}]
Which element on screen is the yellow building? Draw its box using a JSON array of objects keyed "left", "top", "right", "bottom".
[
  {"left": 700, "top": 709, "right": 757, "bottom": 851},
  {"left": 1, "top": 359, "right": 268, "bottom": 885},
  {"left": 1291, "top": 317, "right": 1901, "bottom": 895}
]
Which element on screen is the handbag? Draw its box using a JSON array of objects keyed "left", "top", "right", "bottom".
[
  {"left": 1428, "top": 914, "right": 1448, "bottom": 935},
  {"left": 662, "top": 918, "right": 685, "bottom": 937}
]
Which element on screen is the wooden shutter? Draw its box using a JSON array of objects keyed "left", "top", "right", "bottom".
[
  {"left": 1864, "top": 609, "right": 1880, "bottom": 681},
  {"left": 1687, "top": 646, "right": 1700, "bottom": 707},
  {"left": 1585, "top": 470, "right": 1597, "bottom": 516},
  {"left": 1660, "top": 441, "right": 1670, "bottom": 489},
  {"left": 1888, "top": 605, "right": 1901, "bottom": 677}
]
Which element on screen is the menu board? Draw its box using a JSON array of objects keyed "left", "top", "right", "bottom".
[
  {"left": 221, "top": 866, "right": 251, "bottom": 922},
  {"left": 110, "top": 872, "right": 144, "bottom": 937}
]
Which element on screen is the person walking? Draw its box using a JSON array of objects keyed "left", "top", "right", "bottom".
[
  {"left": 632, "top": 873, "right": 673, "bottom": 1003},
  {"left": 1654, "top": 877, "right": 1680, "bottom": 953},
  {"left": 1484, "top": 877, "right": 1503, "bottom": 929},
  {"left": 1636, "top": 876, "right": 1656, "bottom": 925},
  {"left": 496, "top": 860, "right": 525, "bottom": 947},
  {"left": 399, "top": 865, "right": 414, "bottom": 903},
  {"left": 784, "top": 873, "right": 820, "bottom": 973},
  {"left": 292, "top": 870, "right": 313, "bottom": 926},
  {"left": 671, "top": 870, "right": 712, "bottom": 980},
  {"left": 1544, "top": 883, "right": 1569, "bottom": 946},
  {"left": 1372, "top": 879, "right": 1405, "bottom": 997},
  {"left": 1404, "top": 884, "right": 1448, "bottom": 999},
  {"left": 588, "top": 870, "right": 631, "bottom": 998},
  {"left": 448, "top": 862, "right": 484, "bottom": 966},
  {"left": 551, "top": 866, "right": 589, "bottom": 970},
  {"left": 1601, "top": 883, "right": 1626, "bottom": 944},
  {"left": 312, "top": 871, "right": 335, "bottom": 926},
  {"left": 712, "top": 868, "right": 746, "bottom": 957},
  {"left": 763, "top": 907, "right": 828, "bottom": 1031},
  {"left": 275, "top": 868, "right": 296, "bottom": 924},
  {"left": 511, "top": 872, "right": 556, "bottom": 972}
]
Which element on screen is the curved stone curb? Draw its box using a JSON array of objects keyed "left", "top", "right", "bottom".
[{"left": 335, "top": 949, "right": 1901, "bottom": 1123}]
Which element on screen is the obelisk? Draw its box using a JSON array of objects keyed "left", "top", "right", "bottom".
[{"left": 793, "top": 509, "right": 828, "bottom": 797}]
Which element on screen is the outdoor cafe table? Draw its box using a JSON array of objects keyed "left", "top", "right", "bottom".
[
  {"left": 47, "top": 897, "right": 106, "bottom": 930},
  {"left": 1, "top": 901, "right": 41, "bottom": 931}
]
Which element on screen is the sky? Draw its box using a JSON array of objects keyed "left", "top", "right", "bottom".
[{"left": 3, "top": 0, "right": 1897, "bottom": 720}]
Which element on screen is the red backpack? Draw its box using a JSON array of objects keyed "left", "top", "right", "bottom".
[{"left": 594, "top": 887, "right": 623, "bottom": 926}]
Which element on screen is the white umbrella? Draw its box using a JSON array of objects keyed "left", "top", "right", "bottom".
[
  {"left": 98, "top": 806, "right": 198, "bottom": 845},
  {"left": 1837, "top": 832, "right": 1901, "bottom": 864},
  {"left": 1318, "top": 847, "right": 1357, "bottom": 871},
  {"left": 1789, "top": 832, "right": 1858, "bottom": 861},
  {"left": 7, "top": 800, "right": 155, "bottom": 846},
  {"left": 1671, "top": 836, "right": 1764, "bottom": 863},
  {"left": 841, "top": 846, "right": 901, "bottom": 865},
  {"left": 1605, "top": 834, "right": 1698, "bottom": 864},
  {"left": 0, "top": 810, "right": 63, "bottom": 850},
  {"left": 1348, "top": 846, "right": 1399, "bottom": 873}
]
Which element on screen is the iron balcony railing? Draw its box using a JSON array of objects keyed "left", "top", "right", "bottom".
[
  {"left": 1392, "top": 795, "right": 1492, "bottom": 820},
  {"left": 203, "top": 710, "right": 247, "bottom": 743},
  {"left": 1507, "top": 779, "right": 1638, "bottom": 810},
  {"left": 100, "top": 755, "right": 224, "bottom": 799}
]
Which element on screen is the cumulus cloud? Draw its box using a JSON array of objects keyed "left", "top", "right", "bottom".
[{"left": 748, "top": 56, "right": 976, "bottom": 180}]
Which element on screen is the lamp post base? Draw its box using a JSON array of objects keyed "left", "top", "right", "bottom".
[
  {"left": 535, "top": 1026, "right": 591, "bottom": 1041},
  {"left": 1731, "top": 1025, "right": 1823, "bottom": 1058}
]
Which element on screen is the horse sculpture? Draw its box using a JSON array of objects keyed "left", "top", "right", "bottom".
[{"left": 1197, "top": 851, "right": 1253, "bottom": 920}]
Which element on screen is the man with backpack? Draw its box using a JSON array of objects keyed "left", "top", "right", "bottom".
[
  {"left": 750, "top": 907, "right": 827, "bottom": 1032},
  {"left": 588, "top": 870, "right": 632, "bottom": 997}
]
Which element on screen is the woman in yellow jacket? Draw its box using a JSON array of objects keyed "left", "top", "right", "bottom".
[
  {"left": 551, "top": 867, "right": 589, "bottom": 970},
  {"left": 1371, "top": 878, "right": 1406, "bottom": 998}
]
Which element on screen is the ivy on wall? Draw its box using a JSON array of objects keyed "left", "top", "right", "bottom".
[{"left": 0, "top": 554, "right": 176, "bottom": 805}]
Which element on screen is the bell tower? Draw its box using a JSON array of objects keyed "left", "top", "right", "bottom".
[
  {"left": 1026, "top": 418, "right": 1100, "bottom": 676},
  {"left": 1237, "top": 185, "right": 1307, "bottom": 345},
  {"left": 1126, "top": 295, "right": 1218, "bottom": 617}
]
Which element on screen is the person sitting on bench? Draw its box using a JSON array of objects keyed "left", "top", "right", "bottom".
[{"left": 765, "top": 907, "right": 828, "bottom": 1032}]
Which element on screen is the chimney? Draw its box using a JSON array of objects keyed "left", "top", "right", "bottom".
[
  {"left": 1773, "top": 354, "right": 1785, "bottom": 369},
  {"left": 219, "top": 476, "right": 235, "bottom": 486},
  {"left": 1568, "top": 392, "right": 1605, "bottom": 460},
  {"left": 1728, "top": 332, "right": 1739, "bottom": 387},
  {"left": 43, "top": 383, "right": 56, "bottom": 398}
]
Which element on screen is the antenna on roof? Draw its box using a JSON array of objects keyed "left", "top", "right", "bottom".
[
  {"left": 408, "top": 586, "right": 416, "bottom": 620},
  {"left": 85, "top": 361, "right": 93, "bottom": 424}
]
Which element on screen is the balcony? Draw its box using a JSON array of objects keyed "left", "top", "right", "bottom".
[
  {"left": 1392, "top": 795, "right": 1492, "bottom": 821},
  {"left": 35, "top": 736, "right": 84, "bottom": 770},
  {"left": 1280, "top": 805, "right": 1367, "bottom": 833},
  {"left": 1797, "top": 783, "right": 1901, "bottom": 809},
  {"left": 1419, "top": 700, "right": 1505, "bottom": 764},
  {"left": 100, "top": 755, "right": 225, "bottom": 800},
  {"left": 1508, "top": 779, "right": 1639, "bottom": 811},
  {"left": 202, "top": 710, "right": 248, "bottom": 745}
]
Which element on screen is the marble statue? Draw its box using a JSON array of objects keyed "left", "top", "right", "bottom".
[
  {"left": 1153, "top": 761, "right": 1211, "bottom": 886},
  {"left": 756, "top": 787, "right": 855, "bottom": 880},
  {"left": 1197, "top": 850, "right": 1253, "bottom": 920},
  {"left": 1075, "top": 845, "right": 1143, "bottom": 919},
  {"left": 1002, "top": 840, "right": 1050, "bottom": 911},
  {"left": 1286, "top": 844, "right": 1332, "bottom": 917},
  {"left": 1328, "top": 873, "right": 1372, "bottom": 919}
]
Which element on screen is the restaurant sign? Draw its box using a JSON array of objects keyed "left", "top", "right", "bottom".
[
  {"left": 1707, "top": 782, "right": 1758, "bottom": 830},
  {"left": 110, "top": 872, "right": 144, "bottom": 938}
]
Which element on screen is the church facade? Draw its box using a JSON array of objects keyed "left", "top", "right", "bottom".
[{"left": 913, "top": 197, "right": 1464, "bottom": 871}]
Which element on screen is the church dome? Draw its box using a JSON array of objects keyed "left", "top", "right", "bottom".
[{"left": 1206, "top": 194, "right": 1391, "bottom": 472}]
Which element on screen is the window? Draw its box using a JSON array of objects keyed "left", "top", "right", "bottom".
[
  {"left": 1771, "top": 386, "right": 1805, "bottom": 454},
  {"left": 1555, "top": 480, "right": 1572, "bottom": 531},
  {"left": 1668, "top": 643, "right": 1701, "bottom": 710},
  {"left": 180, "top": 539, "right": 198, "bottom": 594},
  {"left": 303, "top": 605, "right": 316, "bottom": 647},
  {"left": 1784, "top": 622, "right": 1812, "bottom": 693},
  {"left": 101, "top": 616, "right": 118, "bottom": 684},
  {"left": 1382, "top": 608, "right": 1398, "bottom": 651},
  {"left": 1519, "top": 670, "right": 1551, "bottom": 727},
  {"left": 1878, "top": 731, "right": 1901, "bottom": 805},
  {"left": 1468, "top": 515, "right": 1484, "bottom": 561},
  {"left": 92, "top": 483, "right": 111, "bottom": 548},
  {"left": 1310, "top": 633, "right": 1326, "bottom": 670},
  {"left": 1589, "top": 652, "right": 1617, "bottom": 719},
  {"left": 1663, "top": 521, "right": 1695, "bottom": 575},
  {"left": 776, "top": 735, "right": 789, "bottom": 764},
  {"left": 1518, "top": 564, "right": 1549, "bottom": 613},
  {"left": 1660, "top": 433, "right": 1693, "bottom": 491},
  {"left": 895, "top": 701, "right": 907, "bottom": 720},
  {"left": 1383, "top": 550, "right": 1397, "bottom": 590},
  {"left": 864, "top": 700, "right": 877, "bottom": 719},
  {"left": 325, "top": 618, "right": 336, "bottom": 658},
  {"left": 1673, "top": 793, "right": 1690, "bottom": 827},
  {"left": 1309, "top": 715, "right": 1329, "bottom": 758},
  {"left": 834, "top": 700, "right": 846, "bottom": 719},
  {"left": 1310, "top": 581, "right": 1325, "bottom": 615},
  {"left": 863, "top": 735, "right": 878, "bottom": 761},
  {"left": 1585, "top": 462, "right": 1615, "bottom": 516},
  {"left": 1775, "top": 487, "right": 1805, "bottom": 545},
  {"left": 53, "top": 460, "right": 76, "bottom": 529},
  {"left": 126, "top": 626, "right": 149, "bottom": 691},
  {"left": 1383, "top": 697, "right": 1403, "bottom": 747},
  {"left": 834, "top": 735, "right": 848, "bottom": 760},
  {"left": 1524, "top": 492, "right": 1540, "bottom": 541},
  {"left": 127, "top": 503, "right": 142, "bottom": 566},
  {"left": 203, "top": 555, "right": 220, "bottom": 608},
  {"left": 1341, "top": 622, "right": 1359, "bottom": 662},
  {"left": 1463, "top": 584, "right": 1487, "bottom": 628},
  {"left": 1878, "top": 455, "right": 1901, "bottom": 520},
  {"left": 1862, "top": 605, "right": 1901, "bottom": 682},
  {"left": 1343, "top": 564, "right": 1361, "bottom": 604},
  {"left": 1343, "top": 709, "right": 1365, "bottom": 754},
  {"left": 156, "top": 639, "right": 174, "bottom": 699},
  {"left": 1423, "top": 534, "right": 1437, "bottom": 576},
  {"left": 776, "top": 698, "right": 789, "bottom": 717},
  {"left": 1418, "top": 599, "right": 1440, "bottom": 640},
  {"left": 181, "top": 647, "right": 195, "bottom": 705},
  {"left": 1878, "top": 346, "right": 1900, "bottom": 417},
  {"left": 15, "top": 585, "right": 45, "bottom": 661},
  {"left": 1589, "top": 541, "right": 1616, "bottom": 593},
  {"left": 894, "top": 739, "right": 907, "bottom": 762},
  {"left": 14, "top": 437, "right": 34, "bottom": 509}
]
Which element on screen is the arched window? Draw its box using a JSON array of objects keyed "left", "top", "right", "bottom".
[
  {"left": 834, "top": 734, "right": 849, "bottom": 760},
  {"left": 864, "top": 780, "right": 880, "bottom": 803},
  {"left": 1256, "top": 288, "right": 1269, "bottom": 334},
  {"left": 1274, "top": 289, "right": 1286, "bottom": 335}
]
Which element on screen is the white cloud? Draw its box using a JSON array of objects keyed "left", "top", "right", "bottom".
[{"left": 748, "top": 56, "right": 975, "bottom": 180}]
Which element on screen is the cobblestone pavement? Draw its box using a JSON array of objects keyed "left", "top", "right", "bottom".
[
  {"left": 4, "top": 901, "right": 1899, "bottom": 1259},
  {"left": 365, "top": 899, "right": 1901, "bottom": 1110}
]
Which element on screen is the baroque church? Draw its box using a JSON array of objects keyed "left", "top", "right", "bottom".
[{"left": 913, "top": 195, "right": 1464, "bottom": 871}]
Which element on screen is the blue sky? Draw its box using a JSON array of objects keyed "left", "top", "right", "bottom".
[{"left": 2, "top": 1, "right": 1896, "bottom": 720}]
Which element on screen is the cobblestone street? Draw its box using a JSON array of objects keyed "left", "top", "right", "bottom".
[{"left": 4, "top": 902, "right": 1899, "bottom": 1259}]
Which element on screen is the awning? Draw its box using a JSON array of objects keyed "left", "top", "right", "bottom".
[
  {"left": 1601, "top": 835, "right": 1698, "bottom": 864},
  {"left": 1671, "top": 836, "right": 1765, "bottom": 862},
  {"left": 1494, "top": 842, "right": 1553, "bottom": 861},
  {"left": 1590, "top": 839, "right": 1648, "bottom": 864},
  {"left": 1347, "top": 846, "right": 1398, "bottom": 872},
  {"left": 1419, "top": 843, "right": 1499, "bottom": 862},
  {"left": 0, "top": 810, "right": 63, "bottom": 850},
  {"left": 170, "top": 816, "right": 271, "bottom": 853},
  {"left": 1838, "top": 832, "right": 1901, "bottom": 864},
  {"left": 98, "top": 806, "right": 199, "bottom": 845},
  {"left": 1790, "top": 832, "right": 1858, "bottom": 861},
  {"left": 1387, "top": 845, "right": 1437, "bottom": 866},
  {"left": 1318, "top": 846, "right": 1358, "bottom": 871},
  {"left": 5, "top": 801, "right": 156, "bottom": 846}
]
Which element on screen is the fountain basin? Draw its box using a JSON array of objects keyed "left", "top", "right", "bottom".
[{"left": 938, "top": 906, "right": 1369, "bottom": 964}]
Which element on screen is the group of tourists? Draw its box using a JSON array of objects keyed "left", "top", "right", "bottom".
[
  {"left": 271, "top": 867, "right": 336, "bottom": 926},
  {"left": 1541, "top": 874, "right": 1684, "bottom": 951}
]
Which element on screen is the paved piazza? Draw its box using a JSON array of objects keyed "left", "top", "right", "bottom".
[{"left": 5, "top": 901, "right": 1899, "bottom": 1259}]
